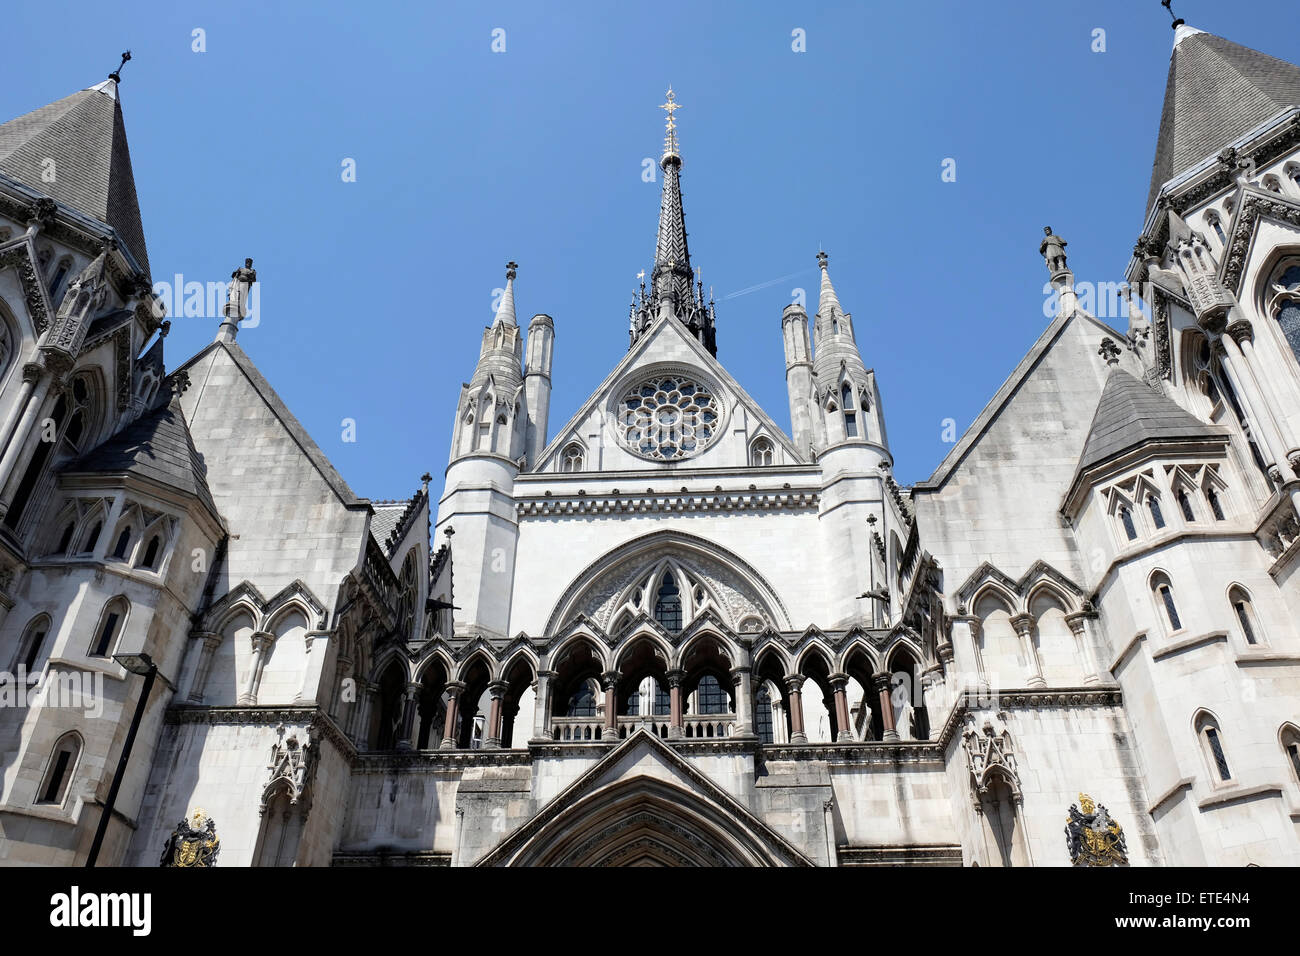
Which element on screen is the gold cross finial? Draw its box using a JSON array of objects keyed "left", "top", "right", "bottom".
[{"left": 660, "top": 87, "right": 682, "bottom": 157}]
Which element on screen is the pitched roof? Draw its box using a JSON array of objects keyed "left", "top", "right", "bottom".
[
  {"left": 0, "top": 78, "right": 150, "bottom": 275},
  {"left": 62, "top": 395, "right": 220, "bottom": 519},
  {"left": 1147, "top": 28, "right": 1300, "bottom": 211},
  {"left": 369, "top": 499, "right": 410, "bottom": 552},
  {"left": 1074, "top": 369, "right": 1223, "bottom": 477}
]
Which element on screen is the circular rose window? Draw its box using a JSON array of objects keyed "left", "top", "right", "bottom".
[{"left": 618, "top": 375, "right": 721, "bottom": 460}]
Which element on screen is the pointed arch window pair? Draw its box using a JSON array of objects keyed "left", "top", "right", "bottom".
[{"left": 6, "top": 374, "right": 95, "bottom": 531}]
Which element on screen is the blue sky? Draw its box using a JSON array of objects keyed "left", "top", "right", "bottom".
[{"left": 6, "top": 1, "right": 1300, "bottom": 498}]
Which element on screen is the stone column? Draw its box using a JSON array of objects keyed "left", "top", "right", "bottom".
[
  {"left": 1228, "top": 321, "right": 1300, "bottom": 470},
  {"left": 1065, "top": 612, "right": 1102, "bottom": 685},
  {"left": 1010, "top": 613, "right": 1045, "bottom": 687},
  {"left": 730, "top": 665, "right": 756, "bottom": 738},
  {"left": 601, "top": 671, "right": 620, "bottom": 741},
  {"left": 783, "top": 676, "right": 808, "bottom": 744},
  {"left": 921, "top": 664, "right": 945, "bottom": 736},
  {"left": 397, "top": 681, "right": 421, "bottom": 751},
  {"left": 330, "top": 656, "right": 354, "bottom": 719},
  {"left": 238, "top": 631, "right": 274, "bottom": 705},
  {"left": 0, "top": 370, "right": 52, "bottom": 516},
  {"left": 531, "top": 670, "right": 554, "bottom": 741},
  {"left": 948, "top": 614, "right": 985, "bottom": 690},
  {"left": 874, "top": 672, "right": 898, "bottom": 742},
  {"left": 1215, "top": 337, "right": 1289, "bottom": 479},
  {"left": 440, "top": 680, "right": 466, "bottom": 749},
  {"left": 501, "top": 700, "right": 520, "bottom": 749},
  {"left": 352, "top": 678, "right": 377, "bottom": 746},
  {"left": 0, "top": 363, "right": 41, "bottom": 461},
  {"left": 295, "top": 629, "right": 331, "bottom": 705},
  {"left": 183, "top": 630, "right": 220, "bottom": 703},
  {"left": 667, "top": 669, "right": 685, "bottom": 739},
  {"left": 828, "top": 673, "right": 852, "bottom": 742},
  {"left": 484, "top": 680, "right": 507, "bottom": 749}
]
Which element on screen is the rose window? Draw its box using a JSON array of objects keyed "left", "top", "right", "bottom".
[{"left": 619, "top": 376, "right": 720, "bottom": 460}]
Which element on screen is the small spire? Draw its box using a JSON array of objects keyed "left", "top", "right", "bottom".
[
  {"left": 495, "top": 261, "right": 518, "bottom": 326},
  {"left": 108, "top": 50, "right": 132, "bottom": 83},
  {"left": 1161, "top": 0, "right": 1184, "bottom": 30},
  {"left": 816, "top": 251, "right": 843, "bottom": 320}
]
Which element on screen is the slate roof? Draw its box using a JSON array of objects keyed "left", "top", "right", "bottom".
[
  {"left": 1148, "top": 28, "right": 1300, "bottom": 211},
  {"left": 369, "top": 500, "right": 410, "bottom": 552},
  {"left": 1074, "top": 369, "right": 1224, "bottom": 477},
  {"left": 62, "top": 395, "right": 219, "bottom": 519},
  {"left": 0, "top": 79, "right": 150, "bottom": 275}
]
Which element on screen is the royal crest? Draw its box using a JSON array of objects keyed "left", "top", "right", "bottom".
[
  {"left": 1065, "top": 793, "right": 1128, "bottom": 867},
  {"left": 160, "top": 808, "right": 220, "bottom": 867}
]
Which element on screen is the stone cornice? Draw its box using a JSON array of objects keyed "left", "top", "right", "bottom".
[
  {"left": 350, "top": 749, "right": 533, "bottom": 774},
  {"left": 517, "top": 488, "right": 819, "bottom": 519},
  {"left": 933, "top": 686, "right": 1124, "bottom": 750},
  {"left": 165, "top": 705, "right": 357, "bottom": 762}
]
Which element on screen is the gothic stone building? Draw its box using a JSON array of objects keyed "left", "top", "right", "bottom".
[{"left": 2, "top": 23, "right": 1300, "bottom": 867}]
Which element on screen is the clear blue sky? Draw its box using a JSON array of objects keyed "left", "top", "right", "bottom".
[{"left": 6, "top": 1, "right": 1300, "bottom": 498}]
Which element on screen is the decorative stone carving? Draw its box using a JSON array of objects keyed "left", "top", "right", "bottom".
[
  {"left": 1098, "top": 337, "right": 1121, "bottom": 365},
  {"left": 261, "top": 725, "right": 317, "bottom": 812},
  {"left": 961, "top": 714, "right": 1021, "bottom": 811},
  {"left": 1065, "top": 793, "right": 1128, "bottom": 867},
  {"left": 1040, "top": 226, "right": 1069, "bottom": 276}
]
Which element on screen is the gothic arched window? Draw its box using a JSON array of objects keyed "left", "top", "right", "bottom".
[
  {"left": 566, "top": 680, "right": 597, "bottom": 718},
  {"left": 561, "top": 443, "right": 584, "bottom": 473},
  {"left": 1150, "top": 572, "right": 1182, "bottom": 634},
  {"left": 1177, "top": 487, "right": 1195, "bottom": 522},
  {"left": 755, "top": 683, "right": 774, "bottom": 743},
  {"left": 396, "top": 552, "right": 418, "bottom": 640},
  {"left": 1195, "top": 711, "right": 1231, "bottom": 782},
  {"left": 111, "top": 526, "right": 131, "bottom": 560},
  {"left": 1282, "top": 725, "right": 1300, "bottom": 787},
  {"left": 140, "top": 534, "right": 162, "bottom": 570},
  {"left": 653, "top": 572, "right": 682, "bottom": 632},
  {"left": 12, "top": 614, "right": 51, "bottom": 674},
  {"left": 841, "top": 382, "right": 858, "bottom": 438},
  {"left": 1228, "top": 585, "right": 1261, "bottom": 646},
  {"left": 37, "top": 733, "right": 81, "bottom": 806},
  {"left": 750, "top": 437, "right": 774, "bottom": 467},
  {"left": 1267, "top": 263, "right": 1300, "bottom": 368},
  {"left": 90, "top": 596, "right": 128, "bottom": 658},
  {"left": 696, "top": 674, "right": 730, "bottom": 715},
  {"left": 1119, "top": 505, "right": 1137, "bottom": 541},
  {"left": 1205, "top": 485, "right": 1226, "bottom": 521},
  {"left": 1147, "top": 494, "right": 1165, "bottom": 530}
]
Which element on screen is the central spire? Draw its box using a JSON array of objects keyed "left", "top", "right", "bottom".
[{"left": 635, "top": 88, "right": 717, "bottom": 356}]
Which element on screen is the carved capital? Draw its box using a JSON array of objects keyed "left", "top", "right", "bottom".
[
  {"left": 21, "top": 362, "right": 42, "bottom": 385},
  {"left": 1225, "top": 319, "right": 1254, "bottom": 344},
  {"left": 1009, "top": 613, "right": 1035, "bottom": 638}
]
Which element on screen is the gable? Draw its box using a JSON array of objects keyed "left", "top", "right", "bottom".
[
  {"left": 912, "top": 308, "right": 1127, "bottom": 592},
  {"left": 475, "top": 730, "right": 812, "bottom": 867},
  {"left": 534, "top": 313, "right": 805, "bottom": 474}
]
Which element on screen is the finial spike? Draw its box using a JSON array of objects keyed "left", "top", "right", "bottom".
[
  {"left": 1161, "top": 0, "right": 1185, "bottom": 29},
  {"left": 659, "top": 87, "right": 682, "bottom": 160},
  {"left": 108, "top": 50, "right": 132, "bottom": 83}
]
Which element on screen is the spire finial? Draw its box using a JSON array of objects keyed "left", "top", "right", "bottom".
[
  {"left": 1161, "top": 0, "right": 1184, "bottom": 29},
  {"left": 660, "top": 87, "right": 682, "bottom": 161},
  {"left": 108, "top": 50, "right": 132, "bottom": 83},
  {"left": 506, "top": 260, "right": 518, "bottom": 281},
  {"left": 817, "top": 251, "right": 829, "bottom": 271}
]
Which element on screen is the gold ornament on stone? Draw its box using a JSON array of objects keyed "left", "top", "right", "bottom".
[{"left": 1065, "top": 793, "right": 1128, "bottom": 867}]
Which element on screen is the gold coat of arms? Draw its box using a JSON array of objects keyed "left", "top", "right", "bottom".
[
  {"left": 1065, "top": 793, "right": 1128, "bottom": 866},
  {"left": 160, "top": 808, "right": 221, "bottom": 867}
]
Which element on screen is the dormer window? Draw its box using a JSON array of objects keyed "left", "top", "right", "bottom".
[
  {"left": 1147, "top": 494, "right": 1165, "bottom": 530},
  {"left": 561, "top": 443, "right": 584, "bottom": 473}
]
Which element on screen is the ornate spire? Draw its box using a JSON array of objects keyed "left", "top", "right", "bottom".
[
  {"left": 817, "top": 251, "right": 844, "bottom": 322},
  {"left": 638, "top": 88, "right": 715, "bottom": 355},
  {"left": 495, "top": 261, "right": 518, "bottom": 327}
]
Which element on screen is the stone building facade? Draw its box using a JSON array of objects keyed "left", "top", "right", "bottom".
[{"left": 1, "top": 23, "right": 1299, "bottom": 867}]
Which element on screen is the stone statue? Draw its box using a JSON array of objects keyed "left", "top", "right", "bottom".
[
  {"left": 1040, "top": 226, "right": 1069, "bottom": 275},
  {"left": 225, "top": 257, "right": 257, "bottom": 319},
  {"left": 895, "top": 699, "right": 915, "bottom": 740}
]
